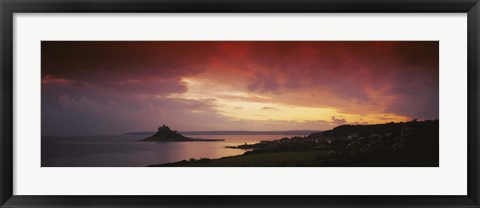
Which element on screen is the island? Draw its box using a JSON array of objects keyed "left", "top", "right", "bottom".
[{"left": 142, "top": 125, "right": 225, "bottom": 142}]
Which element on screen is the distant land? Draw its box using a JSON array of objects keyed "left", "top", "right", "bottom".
[
  {"left": 150, "top": 120, "right": 439, "bottom": 167},
  {"left": 126, "top": 130, "right": 321, "bottom": 136},
  {"left": 142, "top": 125, "right": 224, "bottom": 142}
]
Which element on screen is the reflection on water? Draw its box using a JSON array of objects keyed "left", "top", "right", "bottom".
[{"left": 41, "top": 134, "right": 295, "bottom": 167}]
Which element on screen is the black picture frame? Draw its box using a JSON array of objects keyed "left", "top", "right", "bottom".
[{"left": 1, "top": 0, "right": 479, "bottom": 207}]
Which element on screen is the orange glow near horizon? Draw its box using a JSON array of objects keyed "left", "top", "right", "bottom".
[{"left": 171, "top": 77, "right": 410, "bottom": 125}]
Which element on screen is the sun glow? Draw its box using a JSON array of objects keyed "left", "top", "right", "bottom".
[{"left": 173, "top": 77, "right": 410, "bottom": 125}]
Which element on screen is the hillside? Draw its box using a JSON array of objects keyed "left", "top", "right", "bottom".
[{"left": 151, "top": 120, "right": 439, "bottom": 167}]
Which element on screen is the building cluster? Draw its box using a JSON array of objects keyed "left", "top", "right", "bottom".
[{"left": 231, "top": 127, "right": 415, "bottom": 159}]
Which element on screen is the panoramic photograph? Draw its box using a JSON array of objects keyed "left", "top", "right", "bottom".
[{"left": 41, "top": 41, "right": 439, "bottom": 167}]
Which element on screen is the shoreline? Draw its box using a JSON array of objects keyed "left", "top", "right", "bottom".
[{"left": 148, "top": 120, "right": 439, "bottom": 167}]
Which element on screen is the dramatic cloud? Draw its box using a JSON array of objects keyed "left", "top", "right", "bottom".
[
  {"left": 331, "top": 116, "right": 347, "bottom": 125},
  {"left": 42, "top": 41, "right": 438, "bottom": 136}
]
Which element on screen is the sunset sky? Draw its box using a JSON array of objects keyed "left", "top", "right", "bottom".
[{"left": 41, "top": 41, "right": 438, "bottom": 136}]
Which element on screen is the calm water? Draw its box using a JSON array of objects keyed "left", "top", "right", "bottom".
[{"left": 41, "top": 134, "right": 296, "bottom": 167}]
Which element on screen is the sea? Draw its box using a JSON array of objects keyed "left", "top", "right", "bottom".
[{"left": 41, "top": 134, "right": 299, "bottom": 167}]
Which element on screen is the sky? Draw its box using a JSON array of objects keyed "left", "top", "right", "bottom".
[{"left": 41, "top": 41, "right": 439, "bottom": 136}]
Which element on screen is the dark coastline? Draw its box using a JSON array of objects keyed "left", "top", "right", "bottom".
[{"left": 149, "top": 120, "right": 439, "bottom": 167}]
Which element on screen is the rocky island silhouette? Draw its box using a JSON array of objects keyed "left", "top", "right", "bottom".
[{"left": 142, "top": 125, "right": 225, "bottom": 142}]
